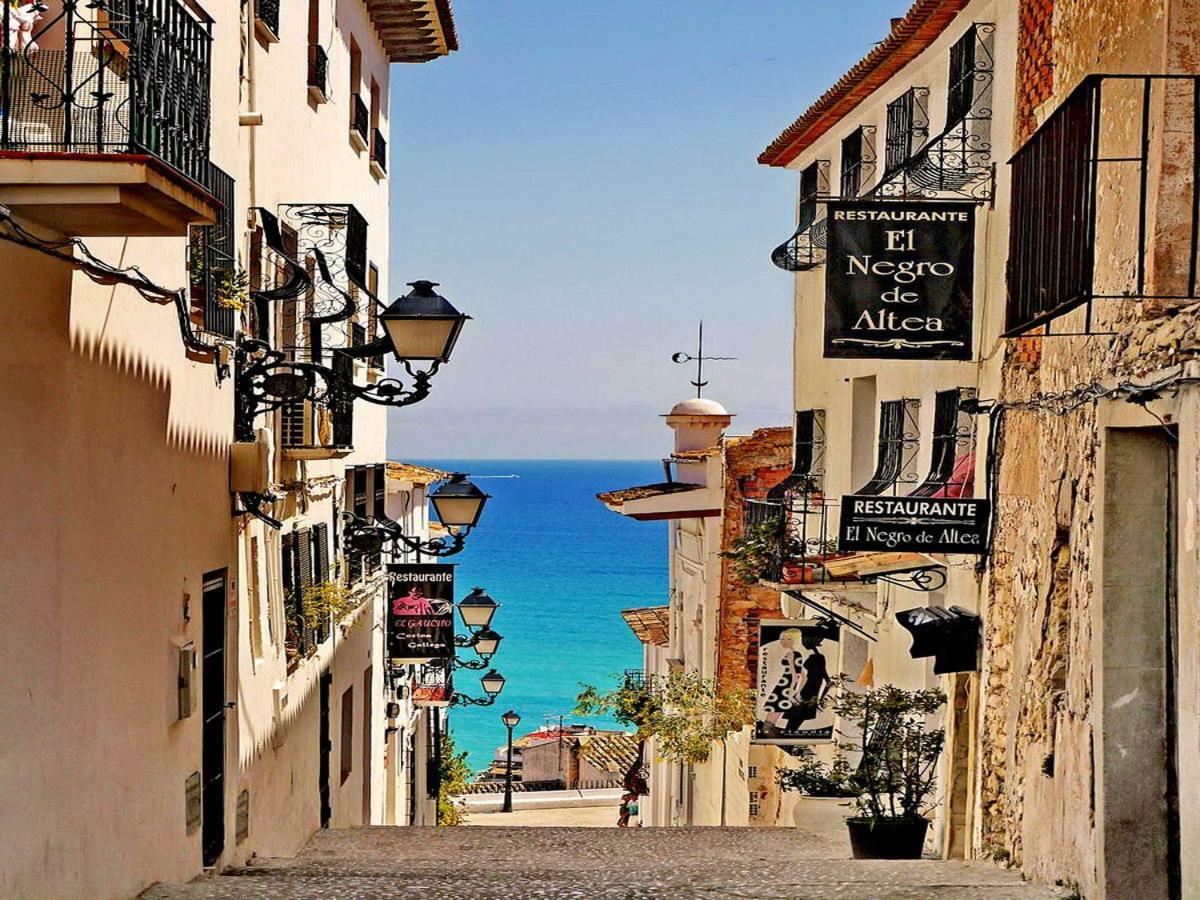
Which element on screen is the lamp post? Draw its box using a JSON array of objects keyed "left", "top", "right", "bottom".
[
  {"left": 500, "top": 709, "right": 521, "bottom": 813},
  {"left": 450, "top": 669, "right": 506, "bottom": 707}
]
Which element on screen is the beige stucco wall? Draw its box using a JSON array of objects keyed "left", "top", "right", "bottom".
[
  {"left": 776, "top": 0, "right": 1018, "bottom": 857},
  {"left": 0, "top": 0, "right": 433, "bottom": 894}
]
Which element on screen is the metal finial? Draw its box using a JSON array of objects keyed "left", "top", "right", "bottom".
[{"left": 671, "top": 321, "right": 736, "bottom": 397}]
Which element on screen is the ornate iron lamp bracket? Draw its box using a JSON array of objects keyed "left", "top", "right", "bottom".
[
  {"left": 860, "top": 565, "right": 948, "bottom": 592},
  {"left": 341, "top": 511, "right": 468, "bottom": 558},
  {"left": 450, "top": 692, "right": 497, "bottom": 708}
]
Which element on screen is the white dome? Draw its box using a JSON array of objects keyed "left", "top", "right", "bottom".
[{"left": 667, "top": 397, "right": 729, "bottom": 417}]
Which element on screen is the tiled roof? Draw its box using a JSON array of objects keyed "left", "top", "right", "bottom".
[
  {"left": 621, "top": 606, "right": 670, "bottom": 647},
  {"left": 669, "top": 447, "right": 720, "bottom": 461},
  {"left": 578, "top": 732, "right": 639, "bottom": 775},
  {"left": 365, "top": 0, "right": 459, "bottom": 63},
  {"left": 758, "top": 0, "right": 970, "bottom": 167},
  {"left": 595, "top": 482, "right": 702, "bottom": 506}
]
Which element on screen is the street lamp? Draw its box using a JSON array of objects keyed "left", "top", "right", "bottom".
[
  {"left": 450, "top": 629, "right": 503, "bottom": 671},
  {"left": 457, "top": 587, "right": 499, "bottom": 632},
  {"left": 341, "top": 472, "right": 491, "bottom": 558},
  {"left": 450, "top": 669, "right": 506, "bottom": 707},
  {"left": 234, "top": 280, "right": 470, "bottom": 441},
  {"left": 501, "top": 709, "right": 521, "bottom": 813}
]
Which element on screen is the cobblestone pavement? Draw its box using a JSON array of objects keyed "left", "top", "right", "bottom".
[{"left": 144, "top": 827, "right": 1066, "bottom": 899}]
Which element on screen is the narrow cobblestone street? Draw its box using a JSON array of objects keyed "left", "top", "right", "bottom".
[{"left": 145, "top": 827, "right": 1065, "bottom": 899}]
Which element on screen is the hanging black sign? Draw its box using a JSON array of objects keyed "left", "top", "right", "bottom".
[
  {"left": 838, "top": 495, "right": 990, "bottom": 555},
  {"left": 386, "top": 564, "right": 455, "bottom": 664},
  {"left": 825, "top": 200, "right": 974, "bottom": 360}
]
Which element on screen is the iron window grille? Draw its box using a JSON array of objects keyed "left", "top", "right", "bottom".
[
  {"left": 909, "top": 388, "right": 977, "bottom": 497},
  {"left": 1005, "top": 74, "right": 1200, "bottom": 336},
  {"left": 371, "top": 129, "right": 387, "bottom": 174},
  {"left": 1, "top": 0, "right": 215, "bottom": 191},
  {"left": 840, "top": 126, "right": 877, "bottom": 199},
  {"left": 770, "top": 160, "right": 830, "bottom": 271},
  {"left": 872, "top": 25, "right": 994, "bottom": 200},
  {"left": 188, "top": 165, "right": 237, "bottom": 338},
  {"left": 255, "top": 0, "right": 280, "bottom": 39},
  {"left": 884, "top": 88, "right": 930, "bottom": 173},
  {"left": 769, "top": 409, "right": 827, "bottom": 498},
  {"left": 308, "top": 44, "right": 329, "bottom": 101},
  {"left": 351, "top": 93, "right": 370, "bottom": 146},
  {"left": 855, "top": 398, "right": 921, "bottom": 496}
]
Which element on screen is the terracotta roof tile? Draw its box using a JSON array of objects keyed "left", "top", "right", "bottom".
[
  {"left": 578, "top": 733, "right": 639, "bottom": 775},
  {"left": 621, "top": 606, "right": 670, "bottom": 646},
  {"left": 595, "top": 482, "right": 702, "bottom": 506},
  {"left": 758, "top": 0, "right": 970, "bottom": 167},
  {"left": 386, "top": 461, "right": 449, "bottom": 484}
]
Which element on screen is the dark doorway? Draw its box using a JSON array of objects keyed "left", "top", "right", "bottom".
[
  {"left": 201, "top": 573, "right": 228, "bottom": 868},
  {"left": 319, "top": 671, "right": 333, "bottom": 828},
  {"left": 1101, "top": 427, "right": 1180, "bottom": 899}
]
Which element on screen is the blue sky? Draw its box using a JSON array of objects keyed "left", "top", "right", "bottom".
[{"left": 386, "top": 0, "right": 909, "bottom": 460}]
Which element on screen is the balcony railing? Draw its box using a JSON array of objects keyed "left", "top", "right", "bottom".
[
  {"left": 1005, "top": 74, "right": 1200, "bottom": 335},
  {"left": 371, "top": 128, "right": 387, "bottom": 174},
  {"left": 188, "top": 165, "right": 236, "bottom": 338},
  {"left": 771, "top": 159, "right": 830, "bottom": 272},
  {"left": 350, "top": 94, "right": 369, "bottom": 148},
  {"left": 744, "top": 495, "right": 854, "bottom": 587},
  {"left": 1, "top": 0, "right": 214, "bottom": 191},
  {"left": 308, "top": 44, "right": 328, "bottom": 101}
]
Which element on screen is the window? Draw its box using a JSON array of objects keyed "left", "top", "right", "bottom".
[
  {"left": 749, "top": 791, "right": 761, "bottom": 817},
  {"left": 282, "top": 529, "right": 316, "bottom": 663},
  {"left": 910, "top": 388, "right": 977, "bottom": 498},
  {"left": 748, "top": 766, "right": 759, "bottom": 779},
  {"left": 884, "top": 88, "right": 929, "bottom": 172},
  {"left": 947, "top": 24, "right": 993, "bottom": 126},
  {"left": 369, "top": 79, "right": 386, "bottom": 175},
  {"left": 367, "top": 264, "right": 384, "bottom": 371},
  {"left": 349, "top": 40, "right": 368, "bottom": 149},
  {"left": 839, "top": 126, "right": 875, "bottom": 198},
  {"left": 249, "top": 535, "right": 264, "bottom": 660},
  {"left": 307, "top": 0, "right": 327, "bottom": 102},
  {"left": 796, "top": 161, "right": 822, "bottom": 233},
  {"left": 340, "top": 686, "right": 355, "bottom": 783},
  {"left": 255, "top": 0, "right": 281, "bottom": 41},
  {"left": 187, "top": 168, "right": 237, "bottom": 338},
  {"left": 855, "top": 399, "right": 920, "bottom": 495}
]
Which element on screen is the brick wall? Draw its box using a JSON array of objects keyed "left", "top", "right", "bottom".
[
  {"left": 1016, "top": 0, "right": 1054, "bottom": 142},
  {"left": 715, "top": 427, "right": 793, "bottom": 696}
]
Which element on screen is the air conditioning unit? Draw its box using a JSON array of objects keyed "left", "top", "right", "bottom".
[{"left": 230, "top": 427, "right": 274, "bottom": 494}]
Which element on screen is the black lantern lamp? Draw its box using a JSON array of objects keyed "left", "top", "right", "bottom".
[
  {"left": 501, "top": 709, "right": 521, "bottom": 729},
  {"left": 500, "top": 709, "right": 521, "bottom": 812},
  {"left": 341, "top": 473, "right": 489, "bottom": 559},
  {"left": 430, "top": 473, "right": 490, "bottom": 532},
  {"left": 451, "top": 628, "right": 503, "bottom": 671},
  {"left": 457, "top": 587, "right": 499, "bottom": 632},
  {"left": 380, "top": 280, "right": 469, "bottom": 364},
  {"left": 895, "top": 605, "right": 981, "bottom": 674},
  {"left": 481, "top": 669, "right": 506, "bottom": 697}
]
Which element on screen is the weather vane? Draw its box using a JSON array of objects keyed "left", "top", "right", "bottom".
[{"left": 671, "top": 321, "right": 736, "bottom": 398}]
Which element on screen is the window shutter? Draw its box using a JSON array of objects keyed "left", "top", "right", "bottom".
[
  {"left": 312, "top": 524, "right": 330, "bottom": 584},
  {"left": 281, "top": 532, "right": 295, "bottom": 598},
  {"left": 297, "top": 528, "right": 314, "bottom": 591},
  {"left": 373, "top": 464, "right": 386, "bottom": 518}
]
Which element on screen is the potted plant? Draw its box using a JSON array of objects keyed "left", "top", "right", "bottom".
[
  {"left": 834, "top": 684, "right": 946, "bottom": 859},
  {"left": 778, "top": 684, "right": 945, "bottom": 857}
]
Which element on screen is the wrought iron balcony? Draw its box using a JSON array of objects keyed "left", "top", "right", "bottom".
[
  {"left": 188, "top": 166, "right": 237, "bottom": 339},
  {"left": 770, "top": 160, "right": 829, "bottom": 272},
  {"left": 308, "top": 44, "right": 329, "bottom": 103},
  {"left": 0, "top": 0, "right": 218, "bottom": 236},
  {"left": 371, "top": 128, "right": 387, "bottom": 177},
  {"left": 1005, "top": 74, "right": 1200, "bottom": 336},
  {"left": 350, "top": 94, "right": 370, "bottom": 151}
]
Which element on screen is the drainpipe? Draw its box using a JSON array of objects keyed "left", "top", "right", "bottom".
[{"left": 241, "top": 1, "right": 260, "bottom": 210}]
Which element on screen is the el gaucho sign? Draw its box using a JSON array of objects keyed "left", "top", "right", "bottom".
[{"left": 824, "top": 200, "right": 975, "bottom": 360}]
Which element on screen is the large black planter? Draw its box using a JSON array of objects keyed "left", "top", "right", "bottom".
[{"left": 846, "top": 817, "right": 930, "bottom": 859}]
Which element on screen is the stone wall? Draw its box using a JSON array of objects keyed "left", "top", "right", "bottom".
[{"left": 978, "top": 0, "right": 1200, "bottom": 892}]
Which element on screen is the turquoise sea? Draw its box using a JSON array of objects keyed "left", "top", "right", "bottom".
[{"left": 417, "top": 460, "right": 667, "bottom": 772}]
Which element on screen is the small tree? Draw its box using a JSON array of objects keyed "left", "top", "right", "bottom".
[
  {"left": 575, "top": 671, "right": 753, "bottom": 765},
  {"left": 437, "top": 728, "right": 472, "bottom": 826}
]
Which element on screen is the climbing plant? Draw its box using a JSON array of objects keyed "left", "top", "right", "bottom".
[{"left": 437, "top": 728, "right": 473, "bottom": 826}]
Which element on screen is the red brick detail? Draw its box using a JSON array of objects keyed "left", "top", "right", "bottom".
[
  {"left": 715, "top": 427, "right": 793, "bottom": 696},
  {"left": 1016, "top": 0, "right": 1055, "bottom": 142}
]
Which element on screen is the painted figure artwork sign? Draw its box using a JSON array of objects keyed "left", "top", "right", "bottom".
[{"left": 754, "top": 619, "right": 839, "bottom": 744}]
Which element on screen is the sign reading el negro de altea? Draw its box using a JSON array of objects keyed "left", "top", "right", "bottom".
[
  {"left": 825, "top": 200, "right": 975, "bottom": 360},
  {"left": 838, "top": 495, "right": 991, "bottom": 555},
  {"left": 387, "top": 563, "right": 455, "bottom": 664}
]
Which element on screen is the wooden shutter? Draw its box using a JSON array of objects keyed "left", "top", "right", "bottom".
[
  {"left": 373, "top": 464, "right": 386, "bottom": 517},
  {"left": 312, "top": 524, "right": 330, "bottom": 584}
]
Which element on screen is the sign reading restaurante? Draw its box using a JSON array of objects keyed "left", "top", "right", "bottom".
[
  {"left": 838, "top": 495, "right": 991, "bottom": 555},
  {"left": 386, "top": 563, "right": 455, "bottom": 664},
  {"left": 825, "top": 200, "right": 975, "bottom": 360}
]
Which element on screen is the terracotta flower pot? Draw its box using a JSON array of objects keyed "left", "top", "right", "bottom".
[{"left": 846, "top": 817, "right": 930, "bottom": 859}]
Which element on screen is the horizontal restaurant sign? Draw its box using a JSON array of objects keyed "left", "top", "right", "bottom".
[
  {"left": 387, "top": 564, "right": 455, "bottom": 664},
  {"left": 825, "top": 200, "right": 975, "bottom": 360},
  {"left": 838, "top": 495, "right": 991, "bottom": 555}
]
